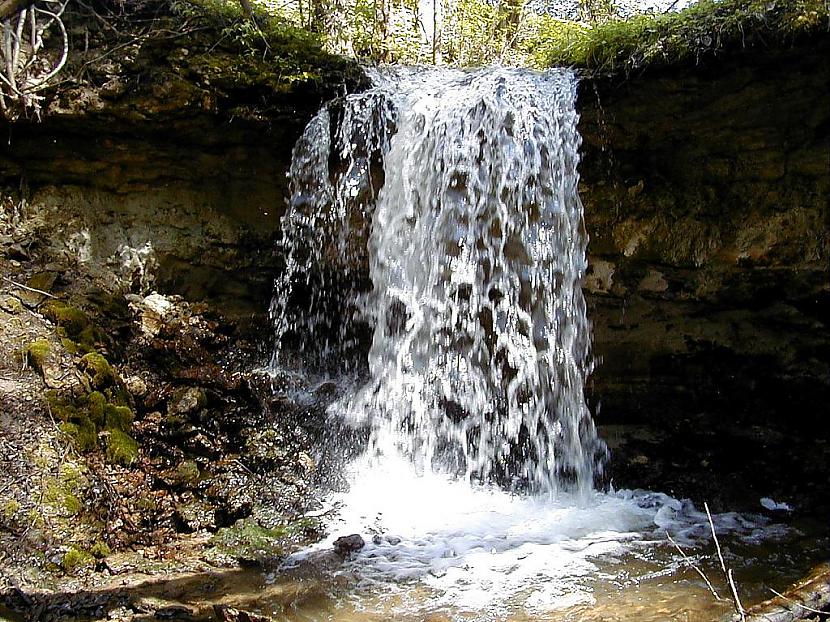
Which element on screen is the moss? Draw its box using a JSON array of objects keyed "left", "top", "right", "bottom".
[
  {"left": 60, "top": 338, "right": 79, "bottom": 354},
  {"left": 89, "top": 541, "right": 111, "bottom": 558},
  {"left": 209, "top": 516, "right": 323, "bottom": 563},
  {"left": 210, "top": 517, "right": 288, "bottom": 561},
  {"left": 59, "top": 420, "right": 98, "bottom": 452},
  {"left": 61, "top": 546, "right": 95, "bottom": 573},
  {"left": 528, "top": 0, "right": 830, "bottom": 74},
  {"left": 42, "top": 301, "right": 90, "bottom": 337},
  {"left": 87, "top": 391, "right": 106, "bottom": 427},
  {"left": 104, "top": 403, "right": 134, "bottom": 432},
  {"left": 44, "top": 482, "right": 82, "bottom": 516},
  {"left": 3, "top": 500, "right": 21, "bottom": 520},
  {"left": 0, "top": 294, "right": 23, "bottom": 314},
  {"left": 105, "top": 429, "right": 139, "bottom": 466},
  {"left": 174, "top": 460, "right": 201, "bottom": 484},
  {"left": 23, "top": 339, "right": 51, "bottom": 375},
  {"left": 80, "top": 352, "right": 117, "bottom": 389},
  {"left": 41, "top": 300, "right": 103, "bottom": 352},
  {"left": 43, "top": 463, "right": 87, "bottom": 516},
  {"left": 51, "top": 387, "right": 135, "bottom": 456}
]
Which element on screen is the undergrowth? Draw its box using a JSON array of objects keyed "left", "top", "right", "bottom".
[
  {"left": 170, "top": 0, "right": 343, "bottom": 82},
  {"left": 525, "top": 0, "right": 830, "bottom": 74}
]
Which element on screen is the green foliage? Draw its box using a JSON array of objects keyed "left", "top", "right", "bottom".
[
  {"left": 528, "top": 0, "right": 830, "bottom": 73},
  {"left": 443, "top": 0, "right": 502, "bottom": 65},
  {"left": 172, "top": 0, "right": 334, "bottom": 76}
]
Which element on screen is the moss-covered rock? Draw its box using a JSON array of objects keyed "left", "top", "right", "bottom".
[
  {"left": 80, "top": 352, "right": 117, "bottom": 389},
  {"left": 208, "top": 516, "right": 323, "bottom": 565},
  {"left": 50, "top": 388, "right": 137, "bottom": 462},
  {"left": 104, "top": 429, "right": 139, "bottom": 466},
  {"left": 209, "top": 517, "right": 289, "bottom": 563},
  {"left": 42, "top": 301, "right": 91, "bottom": 337},
  {"left": 23, "top": 339, "right": 51, "bottom": 376},
  {"left": 104, "top": 403, "right": 134, "bottom": 432},
  {"left": 59, "top": 420, "right": 98, "bottom": 453}
]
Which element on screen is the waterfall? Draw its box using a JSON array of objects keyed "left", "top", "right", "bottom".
[
  {"left": 272, "top": 66, "right": 606, "bottom": 494},
  {"left": 272, "top": 67, "right": 787, "bottom": 619}
]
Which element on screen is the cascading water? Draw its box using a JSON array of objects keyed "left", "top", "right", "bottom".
[
  {"left": 269, "top": 67, "right": 785, "bottom": 618},
  {"left": 272, "top": 66, "right": 605, "bottom": 494}
]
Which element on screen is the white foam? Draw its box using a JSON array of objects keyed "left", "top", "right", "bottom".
[{"left": 286, "top": 454, "right": 781, "bottom": 617}]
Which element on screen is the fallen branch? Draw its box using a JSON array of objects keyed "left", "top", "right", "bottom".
[
  {"left": 741, "top": 564, "right": 830, "bottom": 622},
  {"left": 2, "top": 275, "right": 57, "bottom": 298}
]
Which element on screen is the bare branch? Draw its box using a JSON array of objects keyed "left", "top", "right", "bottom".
[
  {"left": 666, "top": 530, "right": 724, "bottom": 602},
  {"left": 705, "top": 502, "right": 746, "bottom": 621}
]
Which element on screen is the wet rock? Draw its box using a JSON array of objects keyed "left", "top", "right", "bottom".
[
  {"left": 154, "top": 604, "right": 194, "bottom": 619},
  {"left": 124, "top": 375, "right": 148, "bottom": 397},
  {"left": 174, "top": 496, "right": 215, "bottom": 533},
  {"left": 333, "top": 534, "right": 365, "bottom": 555},
  {"left": 297, "top": 451, "right": 315, "bottom": 474},
  {"left": 137, "top": 293, "right": 175, "bottom": 337},
  {"left": 214, "top": 604, "right": 274, "bottom": 622},
  {"left": 168, "top": 387, "right": 207, "bottom": 415}
]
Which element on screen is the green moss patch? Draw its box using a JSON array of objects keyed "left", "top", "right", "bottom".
[
  {"left": 49, "top": 387, "right": 138, "bottom": 464},
  {"left": 61, "top": 546, "right": 95, "bottom": 574},
  {"left": 23, "top": 339, "right": 51, "bottom": 375},
  {"left": 41, "top": 301, "right": 103, "bottom": 353},
  {"left": 89, "top": 541, "right": 111, "bottom": 558},
  {"left": 80, "top": 352, "right": 117, "bottom": 389},
  {"left": 104, "top": 429, "right": 139, "bottom": 466},
  {"left": 210, "top": 518, "right": 289, "bottom": 562},
  {"left": 209, "top": 516, "right": 323, "bottom": 564},
  {"left": 526, "top": 0, "right": 829, "bottom": 74}
]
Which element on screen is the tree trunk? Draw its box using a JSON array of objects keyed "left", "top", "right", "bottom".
[
  {"left": 238, "top": 0, "right": 254, "bottom": 20},
  {"left": 0, "top": 0, "right": 33, "bottom": 22}
]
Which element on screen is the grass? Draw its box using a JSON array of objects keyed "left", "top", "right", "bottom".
[{"left": 526, "top": 0, "right": 830, "bottom": 74}]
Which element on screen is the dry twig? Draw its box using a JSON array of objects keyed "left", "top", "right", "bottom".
[
  {"left": 666, "top": 530, "right": 724, "bottom": 601},
  {"left": 705, "top": 501, "right": 746, "bottom": 620},
  {"left": 2, "top": 275, "right": 58, "bottom": 298}
]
